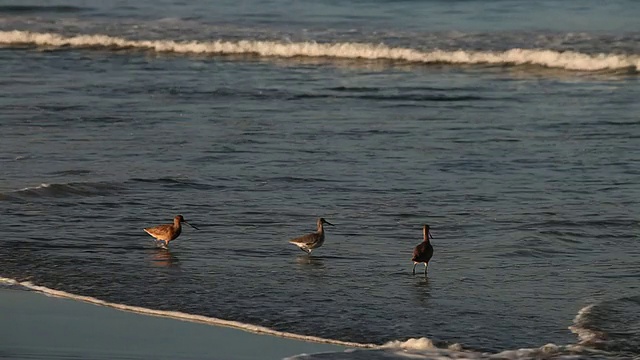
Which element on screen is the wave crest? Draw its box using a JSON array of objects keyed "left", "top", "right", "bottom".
[
  {"left": 7, "top": 181, "right": 120, "bottom": 199},
  {"left": 1, "top": 30, "right": 638, "bottom": 72},
  {"left": 570, "top": 296, "right": 640, "bottom": 354},
  {"left": 287, "top": 342, "right": 610, "bottom": 360},
  {"left": 2, "top": 276, "right": 630, "bottom": 359}
]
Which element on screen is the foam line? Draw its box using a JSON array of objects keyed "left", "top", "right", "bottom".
[
  {"left": 1, "top": 30, "right": 638, "bottom": 72},
  {"left": 0, "top": 276, "right": 376, "bottom": 349}
]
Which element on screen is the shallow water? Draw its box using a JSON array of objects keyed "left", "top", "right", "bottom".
[{"left": 1, "top": 1, "right": 639, "bottom": 359}]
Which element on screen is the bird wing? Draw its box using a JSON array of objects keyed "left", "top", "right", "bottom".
[
  {"left": 412, "top": 242, "right": 433, "bottom": 262},
  {"left": 289, "top": 232, "right": 320, "bottom": 246},
  {"left": 412, "top": 244, "right": 421, "bottom": 259},
  {"left": 144, "top": 224, "right": 173, "bottom": 238}
]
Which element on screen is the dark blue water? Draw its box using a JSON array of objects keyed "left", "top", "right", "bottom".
[{"left": 1, "top": 1, "right": 639, "bottom": 359}]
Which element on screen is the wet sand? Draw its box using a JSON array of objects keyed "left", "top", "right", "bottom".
[{"left": 0, "top": 288, "right": 347, "bottom": 360}]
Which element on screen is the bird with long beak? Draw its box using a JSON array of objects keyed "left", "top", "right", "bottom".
[
  {"left": 412, "top": 224, "right": 434, "bottom": 276},
  {"left": 144, "top": 215, "right": 199, "bottom": 248},
  {"left": 289, "top": 217, "right": 334, "bottom": 255}
]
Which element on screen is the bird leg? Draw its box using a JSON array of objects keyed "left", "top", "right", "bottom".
[
  {"left": 424, "top": 263, "right": 428, "bottom": 277},
  {"left": 412, "top": 262, "right": 417, "bottom": 275}
]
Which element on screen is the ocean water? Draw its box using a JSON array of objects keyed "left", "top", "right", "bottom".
[{"left": 1, "top": 0, "right": 639, "bottom": 359}]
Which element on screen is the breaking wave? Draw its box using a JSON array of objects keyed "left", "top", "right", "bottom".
[
  {"left": 0, "top": 276, "right": 629, "bottom": 360},
  {"left": 570, "top": 296, "right": 640, "bottom": 355},
  {"left": 0, "top": 176, "right": 225, "bottom": 202},
  {"left": 6, "top": 181, "right": 121, "bottom": 199},
  {"left": 287, "top": 340, "right": 611, "bottom": 359},
  {"left": 1, "top": 30, "right": 638, "bottom": 72}
]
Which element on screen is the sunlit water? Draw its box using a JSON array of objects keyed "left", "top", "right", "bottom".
[{"left": 1, "top": 1, "right": 639, "bottom": 359}]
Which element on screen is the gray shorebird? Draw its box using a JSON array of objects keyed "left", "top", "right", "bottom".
[
  {"left": 289, "top": 217, "right": 334, "bottom": 254},
  {"left": 412, "top": 224, "right": 434, "bottom": 276},
  {"left": 144, "top": 215, "right": 199, "bottom": 248}
]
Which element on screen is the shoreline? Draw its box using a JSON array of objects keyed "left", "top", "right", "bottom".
[{"left": 1, "top": 287, "right": 349, "bottom": 360}]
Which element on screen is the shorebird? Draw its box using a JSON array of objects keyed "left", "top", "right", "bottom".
[
  {"left": 289, "top": 217, "right": 334, "bottom": 254},
  {"left": 143, "top": 215, "right": 199, "bottom": 248},
  {"left": 412, "top": 224, "right": 434, "bottom": 276}
]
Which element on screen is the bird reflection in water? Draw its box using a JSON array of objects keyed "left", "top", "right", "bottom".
[
  {"left": 295, "top": 254, "right": 325, "bottom": 268},
  {"left": 413, "top": 276, "right": 432, "bottom": 306},
  {"left": 151, "top": 248, "right": 180, "bottom": 268}
]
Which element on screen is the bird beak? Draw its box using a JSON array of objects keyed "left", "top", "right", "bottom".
[
  {"left": 185, "top": 222, "right": 199, "bottom": 230},
  {"left": 429, "top": 231, "right": 433, "bottom": 239},
  {"left": 324, "top": 220, "right": 334, "bottom": 226}
]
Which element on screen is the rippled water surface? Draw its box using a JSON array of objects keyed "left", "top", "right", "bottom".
[{"left": 1, "top": 1, "right": 640, "bottom": 359}]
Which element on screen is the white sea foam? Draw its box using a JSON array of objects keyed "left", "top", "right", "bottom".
[
  {"left": 382, "top": 337, "right": 464, "bottom": 352},
  {"left": 288, "top": 342, "right": 609, "bottom": 360},
  {"left": 379, "top": 338, "right": 474, "bottom": 360},
  {"left": 379, "top": 338, "right": 572, "bottom": 360},
  {"left": 569, "top": 299, "right": 640, "bottom": 354},
  {"left": 1, "top": 30, "right": 639, "bottom": 72},
  {"left": 382, "top": 337, "right": 440, "bottom": 351},
  {"left": 0, "top": 276, "right": 376, "bottom": 349},
  {"left": 569, "top": 304, "right": 602, "bottom": 345},
  {"left": 1, "top": 277, "right": 623, "bottom": 359},
  {"left": 17, "top": 183, "right": 51, "bottom": 192},
  {"left": 287, "top": 342, "right": 603, "bottom": 360},
  {"left": 0, "top": 277, "right": 18, "bottom": 285}
]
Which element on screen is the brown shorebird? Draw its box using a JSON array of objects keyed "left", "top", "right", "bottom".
[
  {"left": 412, "top": 224, "right": 434, "bottom": 276},
  {"left": 144, "top": 215, "right": 199, "bottom": 248},
  {"left": 289, "top": 217, "right": 334, "bottom": 254}
]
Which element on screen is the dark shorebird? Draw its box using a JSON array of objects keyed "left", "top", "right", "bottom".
[
  {"left": 143, "top": 215, "right": 199, "bottom": 248},
  {"left": 412, "top": 224, "right": 434, "bottom": 276},
  {"left": 289, "top": 217, "right": 334, "bottom": 254}
]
